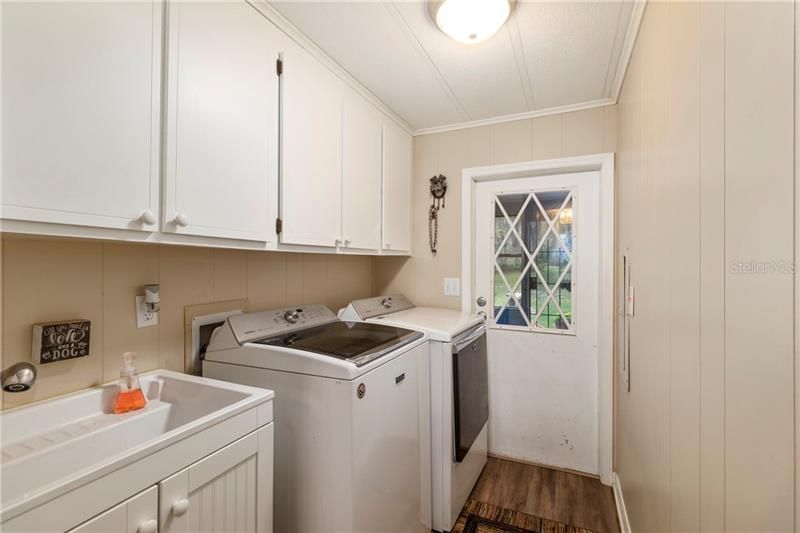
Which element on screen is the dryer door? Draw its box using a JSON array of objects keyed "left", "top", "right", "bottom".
[{"left": 452, "top": 327, "right": 489, "bottom": 463}]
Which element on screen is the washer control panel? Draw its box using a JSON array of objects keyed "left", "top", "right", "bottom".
[{"left": 228, "top": 304, "right": 337, "bottom": 344}]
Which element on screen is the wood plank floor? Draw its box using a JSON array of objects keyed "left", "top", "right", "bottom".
[{"left": 457, "top": 457, "right": 620, "bottom": 533}]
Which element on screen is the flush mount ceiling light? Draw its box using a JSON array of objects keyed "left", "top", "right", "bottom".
[{"left": 428, "top": 0, "right": 517, "bottom": 45}]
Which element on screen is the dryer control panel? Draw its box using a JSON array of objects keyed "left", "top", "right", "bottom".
[
  {"left": 347, "top": 294, "right": 415, "bottom": 320},
  {"left": 228, "top": 304, "right": 338, "bottom": 344}
]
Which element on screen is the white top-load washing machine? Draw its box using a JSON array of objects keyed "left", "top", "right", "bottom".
[
  {"left": 203, "top": 304, "right": 431, "bottom": 533},
  {"left": 340, "top": 295, "right": 488, "bottom": 532}
]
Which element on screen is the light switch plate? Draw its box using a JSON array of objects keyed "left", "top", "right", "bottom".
[
  {"left": 443, "top": 277, "right": 461, "bottom": 297},
  {"left": 136, "top": 295, "right": 159, "bottom": 328}
]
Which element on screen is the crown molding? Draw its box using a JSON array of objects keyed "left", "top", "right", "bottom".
[
  {"left": 412, "top": 97, "right": 615, "bottom": 136},
  {"left": 247, "top": 0, "right": 415, "bottom": 135},
  {"left": 609, "top": 0, "right": 646, "bottom": 101}
]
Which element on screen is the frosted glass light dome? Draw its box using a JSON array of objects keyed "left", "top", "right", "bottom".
[{"left": 429, "top": 0, "right": 516, "bottom": 45}]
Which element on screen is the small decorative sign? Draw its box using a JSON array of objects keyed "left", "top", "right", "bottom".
[{"left": 32, "top": 320, "right": 91, "bottom": 364}]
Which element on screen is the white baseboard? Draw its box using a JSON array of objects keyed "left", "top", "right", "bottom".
[{"left": 612, "top": 472, "right": 631, "bottom": 533}]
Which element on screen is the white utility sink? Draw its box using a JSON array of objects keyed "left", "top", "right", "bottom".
[{"left": 0, "top": 370, "right": 273, "bottom": 520}]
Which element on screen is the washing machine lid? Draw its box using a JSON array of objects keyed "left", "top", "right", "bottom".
[{"left": 254, "top": 321, "right": 423, "bottom": 367}]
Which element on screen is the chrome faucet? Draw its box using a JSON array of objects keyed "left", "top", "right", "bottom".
[{"left": 2, "top": 362, "right": 37, "bottom": 392}]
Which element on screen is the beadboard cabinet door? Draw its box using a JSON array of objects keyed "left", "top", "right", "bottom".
[
  {"left": 382, "top": 121, "right": 413, "bottom": 254},
  {"left": 68, "top": 486, "right": 158, "bottom": 533},
  {"left": 279, "top": 38, "right": 343, "bottom": 248},
  {"left": 1, "top": 1, "right": 162, "bottom": 231},
  {"left": 340, "top": 91, "right": 382, "bottom": 252},
  {"left": 162, "top": 0, "right": 279, "bottom": 242},
  {"left": 160, "top": 425, "right": 273, "bottom": 533}
]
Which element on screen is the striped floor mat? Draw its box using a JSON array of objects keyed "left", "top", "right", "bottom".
[{"left": 451, "top": 499, "right": 597, "bottom": 533}]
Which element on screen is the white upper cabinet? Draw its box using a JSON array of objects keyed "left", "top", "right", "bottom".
[
  {"left": 162, "top": 0, "right": 279, "bottom": 241},
  {"left": 279, "top": 38, "right": 343, "bottom": 248},
  {"left": 1, "top": 1, "right": 414, "bottom": 255},
  {"left": 340, "top": 92, "right": 382, "bottom": 251},
  {"left": 1, "top": 1, "right": 162, "bottom": 231},
  {"left": 382, "top": 121, "right": 413, "bottom": 254}
]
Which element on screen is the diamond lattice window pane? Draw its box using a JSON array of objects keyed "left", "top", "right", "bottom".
[
  {"left": 534, "top": 233, "right": 566, "bottom": 284},
  {"left": 494, "top": 194, "right": 528, "bottom": 255},
  {"left": 494, "top": 257, "right": 523, "bottom": 309},
  {"left": 492, "top": 188, "right": 575, "bottom": 332}
]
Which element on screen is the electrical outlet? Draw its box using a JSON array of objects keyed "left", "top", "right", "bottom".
[
  {"left": 443, "top": 277, "right": 461, "bottom": 297},
  {"left": 136, "top": 295, "right": 159, "bottom": 328}
]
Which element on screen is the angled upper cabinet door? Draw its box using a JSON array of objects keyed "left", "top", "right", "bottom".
[
  {"left": 163, "top": 0, "right": 279, "bottom": 242},
  {"left": 340, "top": 91, "right": 382, "bottom": 252},
  {"left": 382, "top": 121, "right": 413, "bottom": 254},
  {"left": 280, "top": 38, "right": 343, "bottom": 248},
  {"left": 1, "top": 2, "right": 162, "bottom": 231}
]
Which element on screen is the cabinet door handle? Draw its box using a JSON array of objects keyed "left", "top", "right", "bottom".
[
  {"left": 172, "top": 498, "right": 190, "bottom": 517},
  {"left": 385, "top": 242, "right": 391, "bottom": 249},
  {"left": 137, "top": 519, "right": 158, "bottom": 533},
  {"left": 334, "top": 238, "right": 342, "bottom": 246},
  {"left": 344, "top": 238, "right": 351, "bottom": 246},
  {"left": 172, "top": 213, "right": 189, "bottom": 227},
  {"left": 137, "top": 210, "right": 156, "bottom": 225}
]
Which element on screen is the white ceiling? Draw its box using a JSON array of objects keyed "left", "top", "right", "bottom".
[{"left": 269, "top": 1, "right": 641, "bottom": 133}]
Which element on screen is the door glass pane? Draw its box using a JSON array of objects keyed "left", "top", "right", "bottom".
[
  {"left": 494, "top": 258, "right": 523, "bottom": 308},
  {"left": 494, "top": 194, "right": 526, "bottom": 255},
  {"left": 492, "top": 189, "right": 575, "bottom": 332}
]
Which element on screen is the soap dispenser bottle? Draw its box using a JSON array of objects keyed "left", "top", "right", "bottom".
[{"left": 114, "top": 352, "right": 147, "bottom": 414}]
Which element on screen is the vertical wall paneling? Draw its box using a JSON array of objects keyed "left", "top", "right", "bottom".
[
  {"left": 0, "top": 236, "right": 375, "bottom": 409},
  {"left": 667, "top": 1, "right": 701, "bottom": 530},
  {"left": 724, "top": 3, "right": 795, "bottom": 529},
  {"left": 698, "top": 1, "right": 726, "bottom": 530},
  {"left": 796, "top": 1, "right": 800, "bottom": 526},
  {"left": 613, "top": 1, "right": 798, "bottom": 530}
]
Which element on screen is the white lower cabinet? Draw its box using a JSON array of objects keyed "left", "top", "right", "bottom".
[
  {"left": 68, "top": 487, "right": 158, "bottom": 533},
  {"left": 160, "top": 426, "right": 273, "bottom": 533},
  {"left": 48, "top": 425, "right": 273, "bottom": 533}
]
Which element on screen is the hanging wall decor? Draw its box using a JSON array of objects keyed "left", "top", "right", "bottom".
[{"left": 429, "top": 174, "right": 448, "bottom": 255}]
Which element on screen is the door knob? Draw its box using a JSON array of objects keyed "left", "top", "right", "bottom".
[
  {"left": 137, "top": 210, "right": 156, "bottom": 225},
  {"left": 477, "top": 311, "right": 487, "bottom": 320},
  {"left": 137, "top": 519, "right": 158, "bottom": 533},
  {"left": 172, "top": 213, "right": 188, "bottom": 227},
  {"left": 476, "top": 296, "right": 487, "bottom": 307},
  {"left": 172, "top": 498, "right": 189, "bottom": 517}
]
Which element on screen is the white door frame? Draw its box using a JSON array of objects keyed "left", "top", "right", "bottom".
[{"left": 460, "top": 153, "right": 615, "bottom": 485}]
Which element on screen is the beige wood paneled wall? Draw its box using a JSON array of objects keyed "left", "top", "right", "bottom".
[
  {"left": 0, "top": 235, "right": 375, "bottom": 410},
  {"left": 616, "top": 1, "right": 796, "bottom": 530},
  {"left": 374, "top": 106, "right": 618, "bottom": 308}
]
